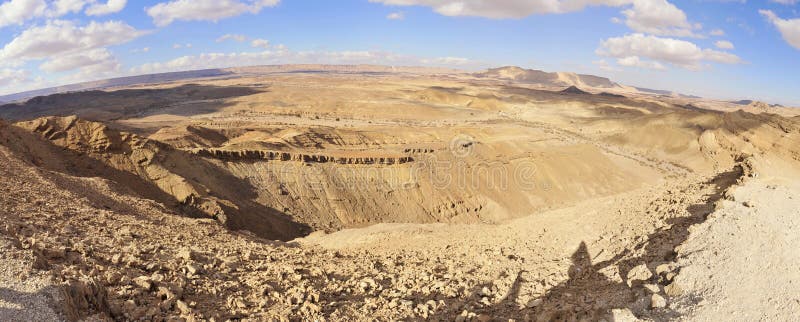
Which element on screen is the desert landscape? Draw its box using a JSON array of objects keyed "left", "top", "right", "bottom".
[{"left": 0, "top": 64, "right": 798, "bottom": 321}]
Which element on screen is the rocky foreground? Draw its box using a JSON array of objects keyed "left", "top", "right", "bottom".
[
  {"left": 1, "top": 69, "right": 800, "bottom": 321},
  {"left": 2, "top": 129, "right": 774, "bottom": 321}
]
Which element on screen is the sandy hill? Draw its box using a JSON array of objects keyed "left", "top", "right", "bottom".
[
  {"left": 475, "top": 66, "right": 621, "bottom": 89},
  {"left": 1, "top": 69, "right": 800, "bottom": 321},
  {"left": 560, "top": 85, "right": 590, "bottom": 95}
]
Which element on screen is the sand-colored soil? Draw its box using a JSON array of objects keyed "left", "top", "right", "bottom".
[{"left": 0, "top": 66, "right": 799, "bottom": 321}]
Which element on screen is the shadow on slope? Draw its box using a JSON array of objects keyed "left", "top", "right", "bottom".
[
  {"left": 0, "top": 84, "right": 262, "bottom": 121},
  {"left": 0, "top": 116, "right": 307, "bottom": 241},
  {"left": 428, "top": 166, "right": 744, "bottom": 321}
]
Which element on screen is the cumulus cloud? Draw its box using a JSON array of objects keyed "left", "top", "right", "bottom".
[
  {"left": 770, "top": 0, "right": 798, "bottom": 4},
  {"left": 0, "top": 68, "right": 29, "bottom": 87},
  {"left": 85, "top": 0, "right": 126, "bottom": 16},
  {"left": 146, "top": 0, "right": 280, "bottom": 27},
  {"left": 39, "top": 48, "right": 115, "bottom": 72},
  {"left": 217, "top": 33, "right": 247, "bottom": 42},
  {"left": 0, "top": 0, "right": 48, "bottom": 28},
  {"left": 372, "top": 0, "right": 704, "bottom": 38},
  {"left": 131, "top": 48, "right": 482, "bottom": 75},
  {"left": 710, "top": 28, "right": 725, "bottom": 36},
  {"left": 760, "top": 10, "right": 800, "bottom": 50},
  {"left": 0, "top": 0, "right": 127, "bottom": 26},
  {"left": 250, "top": 38, "right": 269, "bottom": 49},
  {"left": 387, "top": 12, "right": 404, "bottom": 20},
  {"left": 597, "top": 33, "right": 742, "bottom": 70},
  {"left": 369, "top": 0, "right": 635, "bottom": 19},
  {"left": 0, "top": 20, "right": 145, "bottom": 64},
  {"left": 616, "top": 55, "right": 666, "bottom": 70},
  {"left": 50, "top": 0, "right": 88, "bottom": 16},
  {"left": 714, "top": 40, "right": 734, "bottom": 50},
  {"left": 621, "top": 0, "right": 700, "bottom": 37},
  {"left": 0, "top": 20, "right": 145, "bottom": 65},
  {"left": 0, "top": 19, "right": 144, "bottom": 85}
]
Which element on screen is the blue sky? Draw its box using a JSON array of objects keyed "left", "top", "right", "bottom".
[{"left": 1, "top": 0, "right": 799, "bottom": 105}]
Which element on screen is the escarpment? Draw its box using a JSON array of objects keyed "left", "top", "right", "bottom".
[
  {"left": 193, "top": 148, "right": 414, "bottom": 165},
  {"left": 10, "top": 116, "right": 307, "bottom": 240}
]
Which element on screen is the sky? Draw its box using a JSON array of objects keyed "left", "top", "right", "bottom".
[{"left": 1, "top": 0, "right": 799, "bottom": 105}]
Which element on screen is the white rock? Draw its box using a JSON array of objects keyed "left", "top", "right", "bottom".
[{"left": 650, "top": 294, "right": 667, "bottom": 309}]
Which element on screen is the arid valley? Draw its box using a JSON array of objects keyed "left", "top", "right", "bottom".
[{"left": 1, "top": 64, "right": 799, "bottom": 321}]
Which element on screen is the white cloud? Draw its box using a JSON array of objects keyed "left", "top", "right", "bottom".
[
  {"left": 0, "top": 0, "right": 126, "bottom": 25},
  {"left": 372, "top": 0, "right": 704, "bottom": 38},
  {"left": 621, "top": 0, "right": 701, "bottom": 37},
  {"left": 85, "top": 0, "right": 126, "bottom": 16},
  {"left": 0, "top": 68, "right": 29, "bottom": 87},
  {"left": 369, "top": 0, "right": 633, "bottom": 19},
  {"left": 217, "top": 33, "right": 247, "bottom": 42},
  {"left": 770, "top": 0, "right": 798, "bottom": 4},
  {"left": 39, "top": 47, "right": 115, "bottom": 72},
  {"left": 714, "top": 40, "right": 734, "bottom": 50},
  {"left": 0, "top": 19, "right": 144, "bottom": 87},
  {"left": 616, "top": 56, "right": 666, "bottom": 70},
  {"left": 0, "top": 0, "right": 48, "bottom": 28},
  {"left": 250, "top": 38, "right": 269, "bottom": 49},
  {"left": 0, "top": 20, "right": 145, "bottom": 64},
  {"left": 50, "top": 0, "right": 89, "bottom": 16},
  {"left": 710, "top": 28, "right": 725, "bottom": 36},
  {"left": 597, "top": 33, "right": 742, "bottom": 70},
  {"left": 760, "top": 10, "right": 800, "bottom": 50},
  {"left": 146, "top": 0, "right": 280, "bottom": 27},
  {"left": 387, "top": 12, "right": 404, "bottom": 20},
  {"left": 130, "top": 48, "right": 482, "bottom": 75}
]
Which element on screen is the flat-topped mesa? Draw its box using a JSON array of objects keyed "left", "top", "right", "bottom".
[{"left": 194, "top": 148, "right": 414, "bottom": 165}]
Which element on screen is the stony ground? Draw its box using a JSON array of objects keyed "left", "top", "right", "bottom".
[
  {"left": 0, "top": 237, "right": 65, "bottom": 322},
  {"left": 669, "top": 177, "right": 800, "bottom": 321},
  {"left": 1, "top": 70, "right": 798, "bottom": 321},
  {"left": 0, "top": 135, "right": 757, "bottom": 321}
]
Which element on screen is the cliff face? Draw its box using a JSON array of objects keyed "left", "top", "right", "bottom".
[
  {"left": 194, "top": 148, "right": 414, "bottom": 165},
  {"left": 8, "top": 116, "right": 307, "bottom": 240},
  {"left": 475, "top": 66, "right": 619, "bottom": 89}
]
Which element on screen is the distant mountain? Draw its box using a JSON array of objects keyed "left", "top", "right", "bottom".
[
  {"left": 634, "top": 87, "right": 673, "bottom": 96},
  {"left": 731, "top": 99, "right": 784, "bottom": 108},
  {"left": 475, "top": 66, "right": 621, "bottom": 89},
  {"left": 0, "top": 69, "right": 233, "bottom": 103},
  {"left": 0, "top": 64, "right": 465, "bottom": 104}
]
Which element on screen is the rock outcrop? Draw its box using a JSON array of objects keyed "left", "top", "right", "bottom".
[
  {"left": 9, "top": 116, "right": 307, "bottom": 240},
  {"left": 194, "top": 148, "right": 414, "bottom": 165}
]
